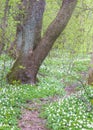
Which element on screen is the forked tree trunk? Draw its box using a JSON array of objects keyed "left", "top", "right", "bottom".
[{"left": 7, "top": 0, "right": 77, "bottom": 84}]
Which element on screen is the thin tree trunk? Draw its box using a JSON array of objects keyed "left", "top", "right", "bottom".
[
  {"left": 7, "top": 0, "right": 77, "bottom": 84},
  {"left": 0, "top": 0, "right": 9, "bottom": 54},
  {"left": 88, "top": 53, "right": 93, "bottom": 85}
]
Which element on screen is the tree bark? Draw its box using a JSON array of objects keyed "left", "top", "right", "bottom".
[
  {"left": 8, "top": 0, "right": 44, "bottom": 58},
  {"left": 0, "top": 0, "right": 9, "bottom": 54},
  {"left": 88, "top": 53, "right": 93, "bottom": 85},
  {"left": 7, "top": 0, "right": 77, "bottom": 84}
]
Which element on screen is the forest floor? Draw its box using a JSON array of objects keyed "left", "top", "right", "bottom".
[
  {"left": 18, "top": 85, "right": 78, "bottom": 130},
  {"left": 1, "top": 52, "right": 92, "bottom": 130},
  {"left": 18, "top": 96, "right": 59, "bottom": 130},
  {"left": 18, "top": 69, "right": 88, "bottom": 130}
]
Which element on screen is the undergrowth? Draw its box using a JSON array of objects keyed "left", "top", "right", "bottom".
[
  {"left": 0, "top": 50, "right": 93, "bottom": 130},
  {"left": 42, "top": 87, "right": 93, "bottom": 130}
]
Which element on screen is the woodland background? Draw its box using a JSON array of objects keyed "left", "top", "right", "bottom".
[{"left": 0, "top": 0, "right": 93, "bottom": 130}]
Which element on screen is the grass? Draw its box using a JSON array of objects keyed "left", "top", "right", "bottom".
[
  {"left": 0, "top": 50, "right": 93, "bottom": 130},
  {"left": 43, "top": 88, "right": 93, "bottom": 130}
]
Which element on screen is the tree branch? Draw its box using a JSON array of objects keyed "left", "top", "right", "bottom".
[{"left": 34, "top": 0, "right": 77, "bottom": 66}]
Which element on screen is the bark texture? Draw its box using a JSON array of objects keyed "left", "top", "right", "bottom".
[
  {"left": 7, "top": 0, "right": 77, "bottom": 84},
  {"left": 0, "top": 0, "right": 9, "bottom": 54},
  {"left": 88, "top": 53, "right": 93, "bottom": 85}
]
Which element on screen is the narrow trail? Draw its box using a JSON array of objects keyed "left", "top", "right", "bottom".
[
  {"left": 18, "top": 74, "right": 86, "bottom": 130},
  {"left": 18, "top": 71, "right": 87, "bottom": 130},
  {"left": 18, "top": 86, "right": 84, "bottom": 130},
  {"left": 18, "top": 88, "right": 78, "bottom": 130},
  {"left": 18, "top": 97, "right": 58, "bottom": 130}
]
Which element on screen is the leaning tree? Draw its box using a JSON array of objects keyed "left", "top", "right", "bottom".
[{"left": 7, "top": 0, "right": 77, "bottom": 84}]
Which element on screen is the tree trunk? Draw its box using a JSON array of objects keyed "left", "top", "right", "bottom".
[
  {"left": 88, "top": 53, "right": 93, "bottom": 85},
  {"left": 0, "top": 0, "right": 9, "bottom": 54},
  {"left": 7, "top": 0, "right": 77, "bottom": 84}
]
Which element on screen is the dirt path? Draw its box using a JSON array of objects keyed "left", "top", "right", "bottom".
[
  {"left": 18, "top": 97, "right": 58, "bottom": 130},
  {"left": 18, "top": 78, "right": 85, "bottom": 130},
  {"left": 18, "top": 84, "right": 81, "bottom": 130},
  {"left": 18, "top": 71, "right": 87, "bottom": 130},
  {"left": 18, "top": 85, "right": 83, "bottom": 130},
  {"left": 18, "top": 89, "right": 78, "bottom": 130}
]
